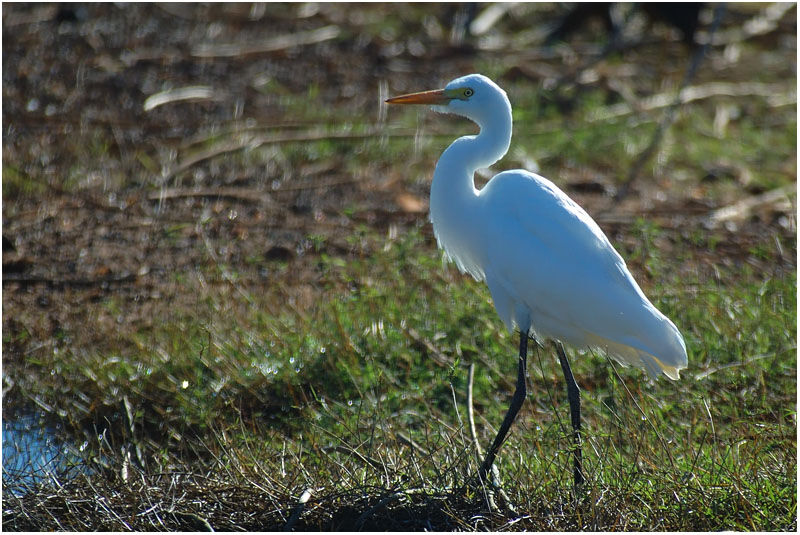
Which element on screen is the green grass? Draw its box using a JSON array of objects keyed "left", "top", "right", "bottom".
[
  {"left": 11, "top": 221, "right": 795, "bottom": 529},
  {"left": 243, "top": 229, "right": 794, "bottom": 530},
  {"left": 2, "top": 164, "right": 46, "bottom": 198}
]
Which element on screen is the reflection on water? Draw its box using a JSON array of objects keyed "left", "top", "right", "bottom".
[{"left": 2, "top": 411, "right": 88, "bottom": 495}]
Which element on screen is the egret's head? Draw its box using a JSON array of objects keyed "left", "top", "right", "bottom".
[{"left": 386, "top": 73, "right": 511, "bottom": 126}]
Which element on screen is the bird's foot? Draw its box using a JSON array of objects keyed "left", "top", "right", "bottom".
[{"left": 465, "top": 466, "right": 519, "bottom": 516}]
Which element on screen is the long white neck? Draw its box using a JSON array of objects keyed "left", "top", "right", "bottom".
[
  {"left": 428, "top": 105, "right": 513, "bottom": 279},
  {"left": 432, "top": 108, "right": 512, "bottom": 199}
]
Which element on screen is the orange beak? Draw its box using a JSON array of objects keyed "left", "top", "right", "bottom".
[{"left": 385, "top": 88, "right": 449, "bottom": 105}]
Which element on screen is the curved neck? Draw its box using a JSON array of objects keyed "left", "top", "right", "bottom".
[
  {"left": 427, "top": 103, "right": 512, "bottom": 279},
  {"left": 432, "top": 108, "right": 512, "bottom": 199}
]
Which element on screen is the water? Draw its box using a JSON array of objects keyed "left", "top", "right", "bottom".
[{"left": 2, "top": 411, "right": 88, "bottom": 495}]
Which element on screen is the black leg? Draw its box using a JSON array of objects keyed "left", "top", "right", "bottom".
[
  {"left": 478, "top": 329, "right": 528, "bottom": 483},
  {"left": 556, "top": 341, "right": 585, "bottom": 487}
]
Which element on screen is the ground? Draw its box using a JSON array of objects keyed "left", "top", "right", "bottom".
[{"left": 2, "top": 3, "right": 797, "bottom": 531}]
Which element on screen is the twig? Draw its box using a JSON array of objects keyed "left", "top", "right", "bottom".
[
  {"left": 467, "top": 363, "right": 484, "bottom": 462},
  {"left": 702, "top": 397, "right": 717, "bottom": 455},
  {"left": 96, "top": 496, "right": 133, "bottom": 531},
  {"left": 143, "top": 86, "right": 222, "bottom": 112},
  {"left": 403, "top": 327, "right": 451, "bottom": 368},
  {"left": 2, "top": 273, "right": 136, "bottom": 287},
  {"left": 469, "top": 3, "right": 517, "bottom": 36},
  {"left": 707, "top": 2, "right": 795, "bottom": 46},
  {"left": 172, "top": 511, "right": 214, "bottom": 532},
  {"left": 320, "top": 445, "right": 383, "bottom": 471},
  {"left": 161, "top": 130, "right": 381, "bottom": 182},
  {"left": 467, "top": 362, "right": 517, "bottom": 515},
  {"left": 146, "top": 187, "right": 268, "bottom": 204},
  {"left": 694, "top": 351, "right": 791, "bottom": 380},
  {"left": 395, "top": 431, "right": 430, "bottom": 457},
  {"left": 466, "top": 362, "right": 500, "bottom": 513},
  {"left": 607, "top": 358, "right": 675, "bottom": 469},
  {"left": 704, "top": 185, "right": 795, "bottom": 229},
  {"left": 193, "top": 25, "right": 340, "bottom": 58},
  {"left": 590, "top": 82, "right": 795, "bottom": 123}
]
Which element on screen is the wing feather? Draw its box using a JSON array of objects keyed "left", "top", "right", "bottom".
[{"left": 478, "top": 170, "right": 687, "bottom": 376}]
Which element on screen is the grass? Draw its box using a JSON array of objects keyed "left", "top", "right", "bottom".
[
  {"left": 5, "top": 222, "right": 796, "bottom": 529},
  {"left": 3, "top": 3, "right": 796, "bottom": 530}
]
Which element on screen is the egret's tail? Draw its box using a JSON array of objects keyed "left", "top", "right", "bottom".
[
  {"left": 584, "top": 332, "right": 688, "bottom": 380},
  {"left": 639, "top": 353, "right": 684, "bottom": 380}
]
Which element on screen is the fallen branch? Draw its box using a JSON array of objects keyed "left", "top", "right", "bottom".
[
  {"left": 591, "top": 82, "right": 795, "bottom": 123},
  {"left": 694, "top": 351, "right": 789, "bottom": 380},
  {"left": 161, "top": 130, "right": 380, "bottom": 181},
  {"left": 146, "top": 187, "right": 267, "bottom": 204},
  {"left": 192, "top": 25, "right": 340, "bottom": 58},
  {"left": 403, "top": 327, "right": 451, "bottom": 368},
  {"left": 706, "top": 2, "right": 796, "bottom": 46},
  {"left": 143, "top": 86, "right": 222, "bottom": 112},
  {"left": 161, "top": 126, "right": 468, "bottom": 182},
  {"left": 2, "top": 273, "right": 136, "bottom": 287},
  {"left": 705, "top": 185, "right": 795, "bottom": 228},
  {"left": 271, "top": 177, "right": 362, "bottom": 192}
]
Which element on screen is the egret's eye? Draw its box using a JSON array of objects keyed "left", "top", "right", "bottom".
[{"left": 445, "top": 87, "right": 475, "bottom": 100}]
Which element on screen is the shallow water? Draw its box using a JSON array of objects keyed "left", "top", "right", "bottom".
[{"left": 2, "top": 411, "right": 88, "bottom": 496}]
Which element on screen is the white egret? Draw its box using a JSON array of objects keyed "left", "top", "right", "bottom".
[{"left": 386, "top": 74, "right": 687, "bottom": 487}]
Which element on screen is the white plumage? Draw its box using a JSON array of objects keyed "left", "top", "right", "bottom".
[
  {"left": 394, "top": 73, "right": 687, "bottom": 380},
  {"left": 387, "top": 73, "right": 689, "bottom": 486}
]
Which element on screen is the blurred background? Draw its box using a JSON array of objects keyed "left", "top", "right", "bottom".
[{"left": 2, "top": 3, "right": 796, "bottom": 530}]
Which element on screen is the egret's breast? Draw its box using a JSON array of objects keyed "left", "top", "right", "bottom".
[
  {"left": 429, "top": 206, "right": 486, "bottom": 281},
  {"left": 429, "top": 161, "right": 487, "bottom": 282}
]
